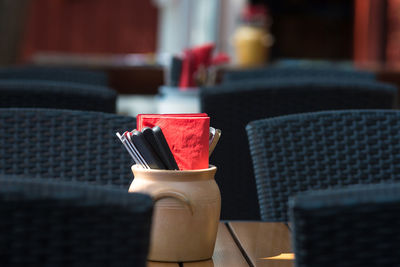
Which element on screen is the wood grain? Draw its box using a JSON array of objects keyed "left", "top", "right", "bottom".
[
  {"left": 147, "top": 261, "right": 179, "bottom": 267},
  {"left": 183, "top": 223, "right": 248, "bottom": 267},
  {"left": 229, "top": 222, "right": 293, "bottom": 267}
]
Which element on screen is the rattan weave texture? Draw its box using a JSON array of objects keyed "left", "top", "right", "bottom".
[
  {"left": 247, "top": 110, "right": 400, "bottom": 221},
  {"left": 0, "top": 108, "right": 136, "bottom": 188},
  {"left": 0, "top": 66, "right": 108, "bottom": 86},
  {"left": 290, "top": 182, "right": 400, "bottom": 267},
  {"left": 0, "top": 175, "right": 152, "bottom": 266},
  {"left": 202, "top": 79, "right": 397, "bottom": 220},
  {"left": 222, "top": 66, "right": 375, "bottom": 83},
  {"left": 0, "top": 80, "right": 116, "bottom": 113}
]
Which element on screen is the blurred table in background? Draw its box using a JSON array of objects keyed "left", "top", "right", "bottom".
[
  {"left": 30, "top": 52, "right": 164, "bottom": 95},
  {"left": 31, "top": 54, "right": 400, "bottom": 114},
  {"left": 30, "top": 53, "right": 164, "bottom": 116},
  {"left": 216, "top": 63, "right": 400, "bottom": 108}
]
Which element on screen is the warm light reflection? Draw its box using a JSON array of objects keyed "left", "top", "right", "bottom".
[{"left": 261, "top": 253, "right": 295, "bottom": 260}]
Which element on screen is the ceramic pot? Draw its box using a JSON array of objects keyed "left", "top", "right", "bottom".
[{"left": 129, "top": 165, "right": 220, "bottom": 262}]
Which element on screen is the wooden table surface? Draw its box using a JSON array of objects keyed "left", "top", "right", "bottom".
[{"left": 148, "top": 222, "right": 294, "bottom": 267}]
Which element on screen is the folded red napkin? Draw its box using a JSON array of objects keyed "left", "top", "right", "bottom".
[
  {"left": 137, "top": 113, "right": 207, "bottom": 131},
  {"left": 179, "top": 43, "right": 215, "bottom": 89},
  {"left": 137, "top": 114, "right": 209, "bottom": 170}
]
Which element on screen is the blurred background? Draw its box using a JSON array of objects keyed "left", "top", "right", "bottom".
[{"left": 1, "top": 0, "right": 399, "bottom": 115}]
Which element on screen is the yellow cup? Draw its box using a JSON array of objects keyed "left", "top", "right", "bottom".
[{"left": 233, "top": 25, "right": 273, "bottom": 67}]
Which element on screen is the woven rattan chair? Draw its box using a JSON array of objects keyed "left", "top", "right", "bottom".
[
  {"left": 246, "top": 110, "right": 400, "bottom": 222},
  {"left": 201, "top": 79, "right": 397, "bottom": 220},
  {"left": 222, "top": 66, "right": 375, "bottom": 84},
  {"left": 0, "top": 66, "right": 108, "bottom": 86},
  {"left": 0, "top": 80, "right": 117, "bottom": 113},
  {"left": 0, "top": 108, "right": 136, "bottom": 188},
  {"left": 290, "top": 182, "right": 400, "bottom": 267},
  {"left": 0, "top": 175, "right": 153, "bottom": 266}
]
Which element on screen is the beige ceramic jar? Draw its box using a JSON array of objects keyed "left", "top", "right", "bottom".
[{"left": 129, "top": 165, "right": 221, "bottom": 262}]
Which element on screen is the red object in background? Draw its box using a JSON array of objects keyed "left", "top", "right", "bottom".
[
  {"left": 179, "top": 43, "right": 215, "bottom": 89},
  {"left": 137, "top": 114, "right": 210, "bottom": 170},
  {"left": 240, "top": 4, "right": 269, "bottom": 24},
  {"left": 20, "top": 0, "right": 158, "bottom": 62},
  {"left": 353, "top": 0, "right": 386, "bottom": 65},
  {"left": 211, "top": 53, "right": 230, "bottom": 66},
  {"left": 179, "top": 49, "right": 196, "bottom": 88},
  {"left": 386, "top": 0, "right": 400, "bottom": 66},
  {"left": 193, "top": 43, "right": 215, "bottom": 68},
  {"left": 354, "top": 0, "right": 400, "bottom": 67},
  {"left": 241, "top": 4, "right": 267, "bottom": 18}
]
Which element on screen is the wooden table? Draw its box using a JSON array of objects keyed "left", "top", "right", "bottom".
[
  {"left": 31, "top": 53, "right": 165, "bottom": 95},
  {"left": 148, "top": 222, "right": 294, "bottom": 267}
]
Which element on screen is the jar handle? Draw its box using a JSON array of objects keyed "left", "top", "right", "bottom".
[{"left": 153, "top": 190, "right": 194, "bottom": 215}]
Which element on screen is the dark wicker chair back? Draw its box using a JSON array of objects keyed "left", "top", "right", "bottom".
[
  {"left": 247, "top": 110, "right": 400, "bottom": 221},
  {"left": 0, "top": 66, "right": 108, "bottom": 86},
  {"left": 222, "top": 66, "right": 375, "bottom": 84},
  {"left": 0, "top": 108, "right": 136, "bottom": 188},
  {"left": 290, "top": 182, "right": 400, "bottom": 267},
  {"left": 0, "top": 80, "right": 117, "bottom": 113},
  {"left": 201, "top": 79, "right": 397, "bottom": 220},
  {"left": 0, "top": 175, "right": 153, "bottom": 266}
]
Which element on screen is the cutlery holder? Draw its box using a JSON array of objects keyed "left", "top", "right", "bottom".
[{"left": 129, "top": 165, "right": 221, "bottom": 262}]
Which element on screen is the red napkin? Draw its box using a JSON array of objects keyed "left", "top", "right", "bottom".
[
  {"left": 137, "top": 114, "right": 210, "bottom": 170},
  {"left": 179, "top": 43, "right": 215, "bottom": 89},
  {"left": 211, "top": 52, "right": 230, "bottom": 65},
  {"left": 179, "top": 49, "right": 196, "bottom": 88},
  {"left": 192, "top": 43, "right": 214, "bottom": 68}
]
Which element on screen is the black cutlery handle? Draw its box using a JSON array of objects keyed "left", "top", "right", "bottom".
[
  {"left": 152, "top": 126, "right": 179, "bottom": 170},
  {"left": 131, "top": 130, "right": 166, "bottom": 170}
]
